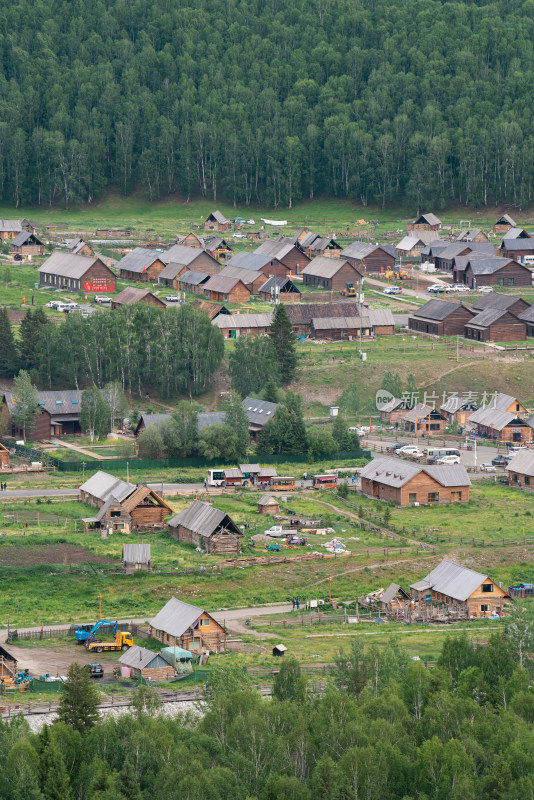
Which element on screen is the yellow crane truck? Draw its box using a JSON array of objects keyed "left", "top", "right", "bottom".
[{"left": 85, "top": 630, "right": 133, "bottom": 653}]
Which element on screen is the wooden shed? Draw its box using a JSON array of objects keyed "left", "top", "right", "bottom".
[
  {"left": 118, "top": 645, "right": 175, "bottom": 681},
  {"left": 407, "top": 213, "right": 441, "bottom": 232},
  {"left": 410, "top": 559, "right": 509, "bottom": 618},
  {"left": 257, "top": 494, "right": 280, "bottom": 514},
  {"left": 110, "top": 287, "right": 166, "bottom": 310},
  {"left": 204, "top": 211, "right": 231, "bottom": 232},
  {"left": 360, "top": 456, "right": 471, "bottom": 506},
  {"left": 506, "top": 450, "right": 534, "bottom": 490},
  {"left": 11, "top": 231, "right": 45, "bottom": 261},
  {"left": 492, "top": 214, "right": 516, "bottom": 234},
  {"left": 149, "top": 597, "right": 226, "bottom": 652},
  {"left": 122, "top": 543, "right": 151, "bottom": 573},
  {"left": 0, "top": 442, "right": 9, "bottom": 469},
  {"left": 168, "top": 500, "right": 243, "bottom": 554}
]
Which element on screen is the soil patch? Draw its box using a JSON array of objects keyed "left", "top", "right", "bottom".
[{"left": 0, "top": 544, "right": 115, "bottom": 567}]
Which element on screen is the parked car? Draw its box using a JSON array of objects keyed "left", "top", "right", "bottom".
[
  {"left": 94, "top": 295, "right": 111, "bottom": 304},
  {"left": 386, "top": 442, "right": 404, "bottom": 452},
  {"left": 86, "top": 663, "right": 104, "bottom": 679},
  {"left": 435, "top": 455, "right": 461, "bottom": 465},
  {"left": 491, "top": 455, "right": 510, "bottom": 467},
  {"left": 451, "top": 284, "right": 470, "bottom": 293},
  {"left": 166, "top": 295, "right": 179, "bottom": 302},
  {"left": 480, "top": 463, "right": 497, "bottom": 472},
  {"left": 508, "top": 446, "right": 529, "bottom": 457},
  {"left": 398, "top": 445, "right": 419, "bottom": 454},
  {"left": 63, "top": 304, "right": 81, "bottom": 313},
  {"left": 427, "top": 284, "right": 445, "bottom": 293},
  {"left": 478, "top": 286, "right": 493, "bottom": 293},
  {"left": 46, "top": 300, "right": 61, "bottom": 308},
  {"left": 383, "top": 286, "right": 402, "bottom": 295}
]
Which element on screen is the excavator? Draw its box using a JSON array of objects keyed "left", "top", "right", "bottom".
[
  {"left": 340, "top": 282, "right": 357, "bottom": 297},
  {"left": 75, "top": 619, "right": 117, "bottom": 644},
  {"left": 385, "top": 267, "right": 410, "bottom": 280},
  {"left": 76, "top": 619, "right": 134, "bottom": 652}
]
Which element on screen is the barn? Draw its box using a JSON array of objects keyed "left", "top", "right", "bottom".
[
  {"left": 149, "top": 597, "right": 226, "bottom": 652},
  {"left": 39, "top": 252, "right": 116, "bottom": 293},
  {"left": 410, "top": 559, "right": 509, "bottom": 617},
  {"left": 118, "top": 645, "right": 175, "bottom": 681},
  {"left": 63, "top": 237, "right": 93, "bottom": 256},
  {"left": 168, "top": 500, "right": 243, "bottom": 554},
  {"left": 396, "top": 233, "right": 440, "bottom": 257}
]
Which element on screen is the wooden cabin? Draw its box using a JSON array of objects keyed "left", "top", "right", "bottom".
[
  {"left": 396, "top": 233, "right": 440, "bottom": 257},
  {"left": 339, "top": 242, "right": 396, "bottom": 274},
  {"left": 464, "top": 308, "right": 526, "bottom": 343},
  {"left": 111, "top": 287, "right": 166, "bottom": 309},
  {"left": 300, "top": 232, "right": 342, "bottom": 258},
  {"left": 471, "top": 293, "right": 530, "bottom": 318},
  {"left": 0, "top": 442, "right": 9, "bottom": 469},
  {"left": 402, "top": 404, "right": 447, "bottom": 435},
  {"left": 360, "top": 457, "right": 471, "bottom": 506},
  {"left": 439, "top": 397, "right": 477, "bottom": 426},
  {"left": 379, "top": 397, "right": 406, "bottom": 426},
  {"left": 219, "top": 265, "right": 266, "bottom": 294},
  {"left": 258, "top": 275, "right": 301, "bottom": 302},
  {"left": 149, "top": 597, "right": 226, "bottom": 652},
  {"left": 499, "top": 239, "right": 534, "bottom": 263},
  {"left": 254, "top": 239, "right": 311, "bottom": 275},
  {"left": 492, "top": 215, "right": 516, "bottom": 234},
  {"left": 0, "top": 220, "right": 27, "bottom": 240},
  {"left": 506, "top": 450, "right": 534, "bottom": 490},
  {"left": 168, "top": 500, "right": 243, "bottom": 554},
  {"left": 11, "top": 231, "right": 45, "bottom": 261},
  {"left": 463, "top": 257, "right": 532, "bottom": 289},
  {"left": 407, "top": 213, "right": 441, "bottom": 232},
  {"left": 204, "top": 211, "right": 231, "bottom": 232},
  {"left": 408, "top": 299, "right": 475, "bottom": 337},
  {"left": 227, "top": 251, "right": 287, "bottom": 277},
  {"left": 468, "top": 407, "right": 532, "bottom": 444},
  {"left": 39, "top": 252, "right": 116, "bottom": 292},
  {"left": 118, "top": 645, "right": 175, "bottom": 681},
  {"left": 410, "top": 559, "right": 509, "bottom": 618},
  {"left": 203, "top": 275, "right": 251, "bottom": 303},
  {"left": 118, "top": 248, "right": 167, "bottom": 282},
  {"left": 302, "top": 257, "right": 362, "bottom": 292},
  {"left": 455, "top": 229, "right": 489, "bottom": 243},
  {"left": 179, "top": 270, "right": 211, "bottom": 294},
  {"left": 122, "top": 543, "right": 151, "bottom": 573},
  {"left": 79, "top": 471, "right": 172, "bottom": 530},
  {"left": 2, "top": 389, "right": 84, "bottom": 439},
  {"left": 257, "top": 494, "right": 280, "bottom": 514}
]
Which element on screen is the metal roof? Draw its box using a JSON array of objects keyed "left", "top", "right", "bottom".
[
  {"left": 496, "top": 214, "right": 517, "bottom": 226},
  {"left": 179, "top": 269, "right": 210, "bottom": 286},
  {"left": 139, "top": 413, "right": 171, "bottom": 429},
  {"left": 118, "top": 645, "right": 167, "bottom": 670},
  {"left": 243, "top": 397, "right": 278, "bottom": 426},
  {"left": 207, "top": 210, "right": 230, "bottom": 224},
  {"left": 380, "top": 397, "right": 404, "bottom": 413},
  {"left": 396, "top": 236, "right": 424, "bottom": 251},
  {"left": 468, "top": 407, "right": 517, "bottom": 430},
  {"left": 506, "top": 450, "right": 534, "bottom": 478},
  {"left": 3, "top": 389, "right": 84, "bottom": 416},
  {"left": 162, "top": 243, "right": 219, "bottom": 266},
  {"left": 259, "top": 275, "right": 300, "bottom": 294},
  {"left": 204, "top": 274, "right": 248, "bottom": 293},
  {"left": 223, "top": 468, "right": 244, "bottom": 479},
  {"left": 227, "top": 252, "right": 278, "bottom": 271},
  {"left": 94, "top": 495, "right": 131, "bottom": 522},
  {"left": 402, "top": 403, "right": 440, "bottom": 423},
  {"left": 519, "top": 306, "right": 534, "bottom": 323},
  {"left": 254, "top": 240, "right": 296, "bottom": 260},
  {"left": 285, "top": 301, "right": 363, "bottom": 325},
  {"left": 360, "top": 456, "right": 421, "bottom": 488},
  {"left": 197, "top": 411, "right": 226, "bottom": 430},
  {"left": 149, "top": 597, "right": 206, "bottom": 638},
  {"left": 412, "top": 299, "right": 468, "bottom": 321},
  {"left": 465, "top": 307, "right": 518, "bottom": 328},
  {"left": 379, "top": 583, "right": 409, "bottom": 605},
  {"left": 411, "top": 559, "right": 488, "bottom": 602},
  {"left": 424, "top": 464, "right": 471, "bottom": 487},
  {"left": 340, "top": 241, "right": 377, "bottom": 259},
  {"left": 259, "top": 467, "right": 277, "bottom": 477},
  {"left": 501, "top": 238, "right": 534, "bottom": 251},
  {"left": 118, "top": 247, "right": 165, "bottom": 273},
  {"left": 39, "top": 251, "right": 105, "bottom": 279},
  {"left": 468, "top": 257, "right": 516, "bottom": 275},
  {"left": 414, "top": 213, "right": 441, "bottom": 226},
  {"left": 421, "top": 241, "right": 449, "bottom": 257},
  {"left": 258, "top": 494, "right": 278, "bottom": 506},
  {"left": 312, "top": 315, "right": 368, "bottom": 331},
  {"left": 0, "top": 220, "right": 23, "bottom": 232},
  {"left": 219, "top": 265, "right": 264, "bottom": 285},
  {"left": 112, "top": 287, "right": 163, "bottom": 306},
  {"left": 302, "top": 256, "right": 357, "bottom": 279},
  {"left": 11, "top": 231, "right": 33, "bottom": 247},
  {"left": 239, "top": 464, "right": 262, "bottom": 473},
  {"left": 122, "top": 543, "right": 151, "bottom": 564},
  {"left": 212, "top": 312, "right": 273, "bottom": 329},
  {"left": 80, "top": 470, "right": 135, "bottom": 503},
  {"left": 472, "top": 293, "right": 526, "bottom": 312},
  {"left": 168, "top": 500, "right": 242, "bottom": 538},
  {"left": 502, "top": 228, "right": 529, "bottom": 240}
]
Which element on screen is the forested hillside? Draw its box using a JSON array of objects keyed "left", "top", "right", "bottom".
[{"left": 1, "top": 0, "right": 534, "bottom": 209}]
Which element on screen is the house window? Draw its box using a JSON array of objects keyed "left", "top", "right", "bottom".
[
  {"left": 525, "top": 476, "right": 530, "bottom": 485},
  {"left": 451, "top": 491, "right": 462, "bottom": 502},
  {"left": 482, "top": 584, "right": 493, "bottom": 592},
  {"left": 113, "top": 523, "right": 124, "bottom": 530},
  {"left": 508, "top": 278, "right": 514, "bottom": 285},
  {"left": 111, "top": 510, "right": 120, "bottom": 517},
  {"left": 200, "top": 618, "right": 210, "bottom": 626},
  {"left": 427, "top": 492, "right": 439, "bottom": 503},
  {"left": 498, "top": 278, "right": 504, "bottom": 286},
  {"left": 409, "top": 493, "right": 417, "bottom": 503},
  {"left": 480, "top": 604, "right": 490, "bottom": 612}
]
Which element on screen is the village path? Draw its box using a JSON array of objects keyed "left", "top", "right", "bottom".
[
  {"left": 309, "top": 498, "right": 424, "bottom": 547},
  {"left": 48, "top": 439, "right": 115, "bottom": 460}
]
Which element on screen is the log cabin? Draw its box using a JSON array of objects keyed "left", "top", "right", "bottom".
[
  {"left": 310, "top": 309, "right": 396, "bottom": 340},
  {"left": 39, "top": 252, "right": 116, "bottom": 292},
  {"left": 149, "top": 597, "right": 226, "bottom": 652},
  {"left": 118, "top": 247, "right": 167, "bottom": 282},
  {"left": 499, "top": 238, "right": 534, "bottom": 263},
  {"left": 402, "top": 403, "right": 447, "bottom": 435},
  {"left": 79, "top": 471, "right": 172, "bottom": 529},
  {"left": 227, "top": 251, "right": 287, "bottom": 277},
  {"left": 360, "top": 456, "right": 471, "bottom": 506},
  {"left": 460, "top": 256, "right": 533, "bottom": 290},
  {"left": 2, "top": 389, "right": 84, "bottom": 439},
  {"left": 300, "top": 232, "right": 342, "bottom": 257},
  {"left": 110, "top": 287, "right": 167, "bottom": 309},
  {"left": 467, "top": 407, "right": 532, "bottom": 444},
  {"left": 254, "top": 238, "right": 311, "bottom": 275},
  {"left": 506, "top": 450, "right": 534, "bottom": 490},
  {"left": 118, "top": 645, "right": 175, "bottom": 681},
  {"left": 464, "top": 308, "right": 526, "bottom": 342},
  {"left": 179, "top": 270, "right": 211, "bottom": 294},
  {"left": 168, "top": 499, "right": 243, "bottom": 554},
  {"left": 471, "top": 293, "right": 530, "bottom": 317},
  {"left": 410, "top": 559, "right": 509, "bottom": 617},
  {"left": 408, "top": 299, "right": 475, "bottom": 336},
  {"left": 219, "top": 265, "right": 266, "bottom": 294},
  {"left": 492, "top": 214, "right": 516, "bottom": 234},
  {"left": 406, "top": 213, "right": 441, "bottom": 232},
  {"left": 10, "top": 231, "right": 45, "bottom": 261},
  {"left": 302, "top": 256, "right": 363, "bottom": 291},
  {"left": 340, "top": 241, "right": 396, "bottom": 274},
  {"left": 257, "top": 494, "right": 280, "bottom": 514},
  {"left": 203, "top": 274, "right": 251, "bottom": 303},
  {"left": 258, "top": 275, "right": 301, "bottom": 302},
  {"left": 204, "top": 210, "right": 231, "bottom": 232},
  {"left": 433, "top": 242, "right": 495, "bottom": 272}
]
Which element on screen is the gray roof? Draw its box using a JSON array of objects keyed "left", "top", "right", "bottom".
[
  {"left": 496, "top": 214, "right": 516, "bottom": 226},
  {"left": 410, "top": 559, "right": 488, "bottom": 602},
  {"left": 118, "top": 645, "right": 167, "bottom": 670},
  {"left": 259, "top": 275, "right": 300, "bottom": 294},
  {"left": 413, "top": 299, "right": 468, "bottom": 321},
  {"left": 162, "top": 243, "right": 219, "bottom": 267},
  {"left": 465, "top": 307, "right": 520, "bottom": 328},
  {"left": 360, "top": 456, "right": 421, "bottom": 488},
  {"left": 39, "top": 251, "right": 105, "bottom": 279},
  {"left": 197, "top": 411, "right": 226, "bottom": 430},
  {"left": 254, "top": 240, "right": 297, "bottom": 261},
  {"left": 12, "top": 231, "right": 34, "bottom": 247},
  {"left": 223, "top": 468, "right": 244, "bottom": 479},
  {"left": 302, "top": 256, "right": 357, "bottom": 279},
  {"left": 379, "top": 583, "right": 408, "bottom": 606},
  {"left": 118, "top": 247, "right": 165, "bottom": 274},
  {"left": 258, "top": 494, "right": 278, "bottom": 506},
  {"left": 472, "top": 293, "right": 527, "bottom": 312},
  {"left": 421, "top": 241, "right": 449, "bottom": 257},
  {"left": 4, "top": 389, "right": 84, "bottom": 417},
  {"left": 139, "top": 413, "right": 171, "bottom": 429},
  {"left": 506, "top": 450, "right": 534, "bottom": 477},
  {"left": 212, "top": 312, "right": 273, "bottom": 330},
  {"left": 502, "top": 228, "right": 529, "bottom": 240},
  {"left": 501, "top": 239, "right": 534, "bottom": 251},
  {"left": 122, "top": 543, "right": 151, "bottom": 564},
  {"left": 204, "top": 274, "right": 247, "bottom": 293},
  {"left": 414, "top": 213, "right": 441, "bottom": 226},
  {"left": 468, "top": 257, "right": 517, "bottom": 275},
  {"left": 436, "top": 242, "right": 493, "bottom": 261},
  {"left": 440, "top": 396, "right": 476, "bottom": 414},
  {"left": 168, "top": 499, "right": 242, "bottom": 537},
  {"left": 149, "top": 597, "right": 206, "bottom": 638},
  {"left": 219, "top": 265, "right": 264, "bottom": 285},
  {"left": 242, "top": 397, "right": 278, "bottom": 426},
  {"left": 227, "top": 252, "right": 278, "bottom": 271},
  {"left": 239, "top": 463, "right": 262, "bottom": 473},
  {"left": 340, "top": 241, "right": 378, "bottom": 259},
  {"left": 312, "top": 315, "right": 368, "bottom": 331},
  {"left": 65, "top": 237, "right": 89, "bottom": 253},
  {"left": 94, "top": 495, "right": 132, "bottom": 522},
  {"left": 455, "top": 229, "right": 486, "bottom": 242},
  {"left": 179, "top": 269, "right": 210, "bottom": 286},
  {"left": 380, "top": 397, "right": 404, "bottom": 413},
  {"left": 80, "top": 470, "right": 134, "bottom": 504},
  {"left": 403, "top": 403, "right": 441, "bottom": 422},
  {"left": 259, "top": 466, "right": 277, "bottom": 477},
  {"left": 468, "top": 407, "right": 517, "bottom": 430},
  {"left": 207, "top": 210, "right": 230, "bottom": 224},
  {"left": 424, "top": 464, "right": 471, "bottom": 487},
  {"left": 396, "top": 235, "right": 439, "bottom": 251},
  {"left": 519, "top": 306, "right": 534, "bottom": 323},
  {"left": 0, "top": 220, "right": 23, "bottom": 232},
  {"left": 490, "top": 393, "right": 518, "bottom": 411}
]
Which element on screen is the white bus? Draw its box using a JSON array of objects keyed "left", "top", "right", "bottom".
[
  {"left": 207, "top": 469, "right": 225, "bottom": 487},
  {"left": 423, "top": 447, "right": 461, "bottom": 461}
]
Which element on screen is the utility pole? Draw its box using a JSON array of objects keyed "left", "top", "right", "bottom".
[
  {"left": 82, "top": 461, "right": 85, "bottom": 484},
  {"left": 97, "top": 594, "right": 103, "bottom": 620}
]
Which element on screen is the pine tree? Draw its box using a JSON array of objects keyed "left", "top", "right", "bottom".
[
  {"left": 0, "top": 307, "right": 18, "bottom": 377},
  {"left": 224, "top": 391, "right": 249, "bottom": 456},
  {"left": 57, "top": 662, "right": 100, "bottom": 733},
  {"left": 40, "top": 741, "right": 72, "bottom": 800},
  {"left": 11, "top": 369, "right": 39, "bottom": 439},
  {"left": 19, "top": 307, "right": 50, "bottom": 372},
  {"left": 269, "top": 304, "right": 297, "bottom": 385},
  {"left": 262, "top": 377, "right": 280, "bottom": 403}
]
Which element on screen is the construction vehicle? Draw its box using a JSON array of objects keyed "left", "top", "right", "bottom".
[
  {"left": 75, "top": 619, "right": 118, "bottom": 644},
  {"left": 14, "top": 669, "right": 31, "bottom": 685},
  {"left": 385, "top": 268, "right": 410, "bottom": 280},
  {"left": 341, "top": 282, "right": 357, "bottom": 297},
  {"left": 85, "top": 630, "right": 133, "bottom": 653}
]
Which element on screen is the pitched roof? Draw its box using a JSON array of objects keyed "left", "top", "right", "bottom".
[
  {"left": 203, "top": 235, "right": 230, "bottom": 251},
  {"left": 258, "top": 494, "right": 278, "bottom": 506},
  {"left": 122, "top": 543, "right": 151, "bottom": 564},
  {"left": 496, "top": 214, "right": 516, "bottom": 226},
  {"left": 455, "top": 229, "right": 487, "bottom": 242},
  {"left": 307, "top": 235, "right": 341, "bottom": 252},
  {"left": 80, "top": 470, "right": 134, "bottom": 503},
  {"left": 138, "top": 413, "right": 171, "bottom": 429},
  {"left": 420, "top": 241, "right": 449, "bottom": 257},
  {"left": 519, "top": 306, "right": 534, "bottom": 323},
  {"left": 302, "top": 256, "right": 357, "bottom": 279},
  {"left": 285, "top": 301, "right": 364, "bottom": 325},
  {"left": 64, "top": 237, "right": 89, "bottom": 253},
  {"left": 162, "top": 243, "right": 219, "bottom": 266},
  {"left": 207, "top": 210, "right": 230, "bottom": 224},
  {"left": 39, "top": 251, "right": 105, "bottom": 279},
  {"left": 411, "top": 559, "right": 491, "bottom": 601},
  {"left": 472, "top": 293, "right": 528, "bottom": 312},
  {"left": 3, "top": 389, "right": 83, "bottom": 417},
  {"left": 254, "top": 240, "right": 298, "bottom": 260},
  {"left": 149, "top": 597, "right": 206, "bottom": 638},
  {"left": 168, "top": 499, "right": 242, "bottom": 537},
  {"left": 468, "top": 257, "right": 517, "bottom": 275},
  {"left": 12, "top": 231, "right": 41, "bottom": 247},
  {"left": 468, "top": 407, "right": 517, "bottom": 430},
  {"left": 440, "top": 396, "right": 477, "bottom": 414},
  {"left": 259, "top": 275, "right": 300, "bottom": 294},
  {"left": 502, "top": 228, "right": 529, "bottom": 240},
  {"left": 219, "top": 265, "right": 264, "bottom": 285},
  {"left": 506, "top": 450, "right": 534, "bottom": 477},
  {"left": 501, "top": 239, "right": 534, "bottom": 251},
  {"left": 112, "top": 287, "right": 163, "bottom": 306},
  {"left": 465, "top": 307, "right": 521, "bottom": 328},
  {"left": 227, "top": 252, "right": 279, "bottom": 271},
  {"left": 203, "top": 274, "right": 249, "bottom": 294},
  {"left": 179, "top": 269, "right": 210, "bottom": 286},
  {"left": 424, "top": 464, "right": 471, "bottom": 487},
  {"left": 0, "top": 220, "right": 23, "bottom": 232},
  {"left": 118, "top": 644, "right": 166, "bottom": 670},
  {"left": 118, "top": 247, "right": 165, "bottom": 274},
  {"left": 242, "top": 397, "right": 278, "bottom": 426},
  {"left": 380, "top": 397, "right": 404, "bottom": 413},
  {"left": 412, "top": 299, "right": 469, "bottom": 321},
  {"left": 197, "top": 411, "right": 226, "bottom": 430},
  {"left": 212, "top": 312, "right": 273, "bottom": 329},
  {"left": 120, "top": 485, "right": 172, "bottom": 514},
  {"left": 312, "top": 315, "right": 367, "bottom": 331},
  {"left": 379, "top": 583, "right": 409, "bottom": 605},
  {"left": 403, "top": 403, "right": 442, "bottom": 422},
  {"left": 414, "top": 213, "right": 441, "bottom": 226},
  {"left": 360, "top": 456, "right": 421, "bottom": 488},
  {"left": 191, "top": 300, "right": 228, "bottom": 319},
  {"left": 340, "top": 241, "right": 379, "bottom": 259}
]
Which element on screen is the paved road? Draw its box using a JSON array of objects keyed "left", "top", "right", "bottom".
[{"left": 363, "top": 434, "right": 506, "bottom": 474}]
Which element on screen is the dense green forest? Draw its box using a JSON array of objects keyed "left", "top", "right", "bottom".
[
  {"left": 2, "top": 629, "right": 534, "bottom": 800},
  {"left": 1, "top": 0, "right": 534, "bottom": 210}
]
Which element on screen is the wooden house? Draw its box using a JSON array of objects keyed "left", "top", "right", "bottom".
[
  {"left": 257, "top": 467, "right": 277, "bottom": 485},
  {"left": 499, "top": 238, "right": 534, "bottom": 263},
  {"left": 258, "top": 275, "right": 301, "bottom": 302},
  {"left": 111, "top": 287, "right": 166, "bottom": 309},
  {"left": 227, "top": 251, "right": 287, "bottom": 277},
  {"left": 455, "top": 229, "right": 489, "bottom": 243},
  {"left": 311, "top": 314, "right": 373, "bottom": 340},
  {"left": 467, "top": 407, "right": 532, "bottom": 444},
  {"left": 149, "top": 597, "right": 226, "bottom": 652},
  {"left": 0, "top": 442, "right": 9, "bottom": 469},
  {"left": 179, "top": 232, "right": 204, "bottom": 248},
  {"left": 39, "top": 252, "right": 116, "bottom": 292},
  {"left": 340, "top": 241, "right": 396, "bottom": 274},
  {"left": 191, "top": 300, "right": 229, "bottom": 319},
  {"left": 408, "top": 299, "right": 475, "bottom": 337},
  {"left": 219, "top": 265, "right": 265, "bottom": 294},
  {"left": 464, "top": 308, "right": 526, "bottom": 342},
  {"left": 63, "top": 237, "right": 93, "bottom": 256},
  {"left": 410, "top": 559, "right": 509, "bottom": 617},
  {"left": 254, "top": 239, "right": 311, "bottom": 275},
  {"left": 396, "top": 233, "right": 440, "bottom": 257},
  {"left": 79, "top": 471, "right": 172, "bottom": 529},
  {"left": 402, "top": 403, "right": 447, "bottom": 435},
  {"left": 439, "top": 396, "right": 477, "bottom": 426},
  {"left": 82, "top": 496, "right": 133, "bottom": 534},
  {"left": 475, "top": 393, "right": 527, "bottom": 417},
  {"left": 434, "top": 242, "right": 495, "bottom": 273},
  {"left": 179, "top": 270, "right": 211, "bottom": 294},
  {"left": 0, "top": 644, "right": 17, "bottom": 684},
  {"left": 10, "top": 231, "right": 45, "bottom": 261},
  {"left": 379, "top": 583, "right": 410, "bottom": 609},
  {"left": 168, "top": 499, "right": 243, "bottom": 554},
  {"left": 407, "top": 213, "right": 441, "bottom": 232},
  {"left": 501, "top": 228, "right": 530, "bottom": 242},
  {"left": 285, "top": 301, "right": 366, "bottom": 337},
  {"left": 204, "top": 211, "right": 231, "bottom": 232},
  {"left": 302, "top": 256, "right": 362, "bottom": 291},
  {"left": 506, "top": 450, "right": 534, "bottom": 490},
  {"left": 360, "top": 456, "right": 470, "bottom": 506},
  {"left": 471, "top": 293, "right": 530, "bottom": 318},
  {"left": 204, "top": 236, "right": 233, "bottom": 260},
  {"left": 460, "top": 256, "right": 532, "bottom": 290},
  {"left": 118, "top": 645, "right": 175, "bottom": 681},
  {"left": 518, "top": 306, "right": 534, "bottom": 337},
  {"left": 300, "top": 232, "right": 342, "bottom": 258},
  {"left": 379, "top": 397, "right": 406, "bottom": 426},
  {"left": 223, "top": 468, "right": 245, "bottom": 487},
  {"left": 160, "top": 243, "right": 221, "bottom": 282},
  {"left": 242, "top": 397, "right": 279, "bottom": 440},
  {"left": 257, "top": 494, "right": 280, "bottom": 514},
  {"left": 2, "top": 389, "right": 84, "bottom": 439},
  {"left": 122, "top": 543, "right": 151, "bottom": 572},
  {"left": 0, "top": 220, "right": 27, "bottom": 240},
  {"left": 203, "top": 274, "right": 251, "bottom": 303},
  {"left": 493, "top": 214, "right": 516, "bottom": 234}
]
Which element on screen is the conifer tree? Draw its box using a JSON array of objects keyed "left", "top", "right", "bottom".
[
  {"left": 0, "top": 307, "right": 18, "bottom": 377},
  {"left": 269, "top": 304, "right": 297, "bottom": 385},
  {"left": 57, "top": 662, "right": 100, "bottom": 733}
]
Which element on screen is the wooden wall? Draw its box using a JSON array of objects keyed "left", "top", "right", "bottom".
[{"left": 361, "top": 472, "right": 469, "bottom": 506}]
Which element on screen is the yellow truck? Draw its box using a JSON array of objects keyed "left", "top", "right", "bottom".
[
  {"left": 341, "top": 282, "right": 357, "bottom": 297},
  {"left": 385, "top": 268, "right": 410, "bottom": 280},
  {"left": 85, "top": 630, "right": 133, "bottom": 653}
]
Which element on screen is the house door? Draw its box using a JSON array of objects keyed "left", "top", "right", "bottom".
[
  {"left": 451, "top": 491, "right": 462, "bottom": 502},
  {"left": 372, "top": 482, "right": 379, "bottom": 497},
  {"left": 513, "top": 431, "right": 521, "bottom": 442}
]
